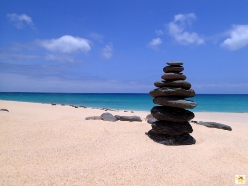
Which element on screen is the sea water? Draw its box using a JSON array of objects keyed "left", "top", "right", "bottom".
[{"left": 0, "top": 92, "right": 248, "bottom": 112}]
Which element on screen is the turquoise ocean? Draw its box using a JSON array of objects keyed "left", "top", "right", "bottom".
[{"left": 0, "top": 92, "right": 248, "bottom": 112}]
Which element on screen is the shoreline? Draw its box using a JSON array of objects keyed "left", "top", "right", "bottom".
[
  {"left": 1, "top": 99, "right": 248, "bottom": 113},
  {"left": 1, "top": 100, "right": 248, "bottom": 185}
]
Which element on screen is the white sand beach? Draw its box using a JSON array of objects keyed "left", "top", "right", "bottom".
[{"left": 0, "top": 100, "right": 248, "bottom": 186}]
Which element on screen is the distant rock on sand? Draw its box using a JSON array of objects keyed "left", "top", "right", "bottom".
[
  {"left": 115, "top": 115, "right": 142, "bottom": 122},
  {"left": 101, "top": 112, "right": 117, "bottom": 122},
  {"left": 191, "top": 121, "right": 232, "bottom": 131},
  {"left": 146, "top": 61, "right": 197, "bottom": 145},
  {"left": 85, "top": 116, "right": 102, "bottom": 120},
  {"left": 0, "top": 108, "right": 9, "bottom": 112},
  {"left": 85, "top": 112, "right": 142, "bottom": 122}
]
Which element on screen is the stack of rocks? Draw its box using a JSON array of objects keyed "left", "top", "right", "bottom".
[{"left": 146, "top": 62, "right": 197, "bottom": 145}]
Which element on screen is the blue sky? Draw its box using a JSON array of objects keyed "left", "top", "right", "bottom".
[{"left": 0, "top": 0, "right": 248, "bottom": 93}]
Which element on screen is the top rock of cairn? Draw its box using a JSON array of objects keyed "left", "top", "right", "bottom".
[{"left": 166, "top": 61, "right": 183, "bottom": 66}]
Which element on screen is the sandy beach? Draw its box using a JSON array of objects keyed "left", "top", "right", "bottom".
[{"left": 0, "top": 100, "right": 247, "bottom": 186}]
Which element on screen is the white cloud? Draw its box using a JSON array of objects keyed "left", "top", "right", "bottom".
[
  {"left": 38, "top": 35, "right": 91, "bottom": 53},
  {"left": 7, "top": 13, "right": 35, "bottom": 29},
  {"left": 167, "top": 13, "right": 204, "bottom": 45},
  {"left": 149, "top": 38, "right": 162, "bottom": 48},
  {"left": 221, "top": 25, "right": 248, "bottom": 51},
  {"left": 155, "top": 30, "right": 164, "bottom": 36},
  {"left": 101, "top": 44, "right": 113, "bottom": 59}
]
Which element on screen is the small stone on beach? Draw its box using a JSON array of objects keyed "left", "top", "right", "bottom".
[
  {"left": 0, "top": 108, "right": 9, "bottom": 112},
  {"left": 115, "top": 115, "right": 142, "bottom": 122},
  {"left": 101, "top": 112, "right": 117, "bottom": 122},
  {"left": 192, "top": 121, "right": 232, "bottom": 131}
]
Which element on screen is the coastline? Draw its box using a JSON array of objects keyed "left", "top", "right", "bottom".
[
  {"left": 1, "top": 100, "right": 248, "bottom": 186},
  {"left": 1, "top": 99, "right": 248, "bottom": 113},
  {"left": 1, "top": 92, "right": 248, "bottom": 113}
]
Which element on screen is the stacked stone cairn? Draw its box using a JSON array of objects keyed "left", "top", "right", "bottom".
[{"left": 146, "top": 62, "right": 197, "bottom": 145}]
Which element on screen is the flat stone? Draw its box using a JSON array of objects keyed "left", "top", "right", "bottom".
[
  {"left": 151, "top": 106, "right": 195, "bottom": 122},
  {"left": 192, "top": 121, "right": 232, "bottom": 131},
  {"left": 149, "top": 87, "right": 196, "bottom": 98},
  {"left": 146, "top": 114, "right": 154, "bottom": 120},
  {"left": 146, "top": 130, "right": 196, "bottom": 145},
  {"left": 0, "top": 108, "right": 9, "bottom": 112},
  {"left": 166, "top": 62, "right": 183, "bottom": 66},
  {"left": 154, "top": 80, "right": 191, "bottom": 89},
  {"left": 101, "top": 112, "right": 117, "bottom": 122},
  {"left": 147, "top": 117, "right": 158, "bottom": 124},
  {"left": 115, "top": 115, "right": 142, "bottom": 122},
  {"left": 151, "top": 120, "right": 193, "bottom": 135},
  {"left": 153, "top": 97, "right": 197, "bottom": 109},
  {"left": 161, "top": 73, "right": 186, "bottom": 80},
  {"left": 163, "top": 66, "right": 184, "bottom": 73},
  {"left": 85, "top": 116, "right": 102, "bottom": 120}
]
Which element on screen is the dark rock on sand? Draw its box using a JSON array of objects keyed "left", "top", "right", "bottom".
[
  {"left": 193, "top": 121, "right": 232, "bottom": 131},
  {"left": 150, "top": 87, "right": 195, "bottom": 98},
  {"left": 147, "top": 117, "right": 158, "bottom": 124},
  {"left": 146, "top": 114, "right": 154, "bottom": 120},
  {"left": 154, "top": 80, "right": 191, "bottom": 89},
  {"left": 146, "top": 130, "right": 196, "bottom": 145},
  {"left": 151, "top": 106, "right": 195, "bottom": 122},
  {"left": 85, "top": 116, "right": 102, "bottom": 120},
  {"left": 151, "top": 120, "right": 193, "bottom": 135},
  {"left": 101, "top": 112, "right": 117, "bottom": 122},
  {"left": 163, "top": 66, "right": 184, "bottom": 73},
  {"left": 153, "top": 97, "right": 197, "bottom": 109},
  {"left": 161, "top": 73, "right": 186, "bottom": 80},
  {"left": 166, "top": 62, "right": 183, "bottom": 66},
  {"left": 115, "top": 115, "right": 142, "bottom": 122},
  {"left": 0, "top": 108, "right": 9, "bottom": 112},
  {"left": 51, "top": 103, "right": 56, "bottom": 105}
]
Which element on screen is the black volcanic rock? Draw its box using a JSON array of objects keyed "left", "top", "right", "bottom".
[
  {"left": 147, "top": 117, "right": 158, "bottom": 124},
  {"left": 153, "top": 96, "right": 197, "bottom": 109},
  {"left": 161, "top": 73, "right": 186, "bottom": 80},
  {"left": 151, "top": 120, "right": 193, "bottom": 135},
  {"left": 0, "top": 108, "right": 9, "bottom": 112},
  {"left": 150, "top": 87, "right": 195, "bottom": 98},
  {"left": 85, "top": 116, "right": 102, "bottom": 120},
  {"left": 146, "top": 130, "right": 196, "bottom": 145},
  {"left": 193, "top": 121, "right": 232, "bottom": 131},
  {"left": 151, "top": 106, "right": 195, "bottom": 122},
  {"left": 163, "top": 66, "right": 184, "bottom": 73},
  {"left": 166, "top": 62, "right": 183, "bottom": 66},
  {"left": 154, "top": 80, "right": 191, "bottom": 89},
  {"left": 115, "top": 115, "right": 142, "bottom": 122},
  {"left": 101, "top": 112, "right": 117, "bottom": 122}
]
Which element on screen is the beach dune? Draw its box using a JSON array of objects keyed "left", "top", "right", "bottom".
[{"left": 0, "top": 100, "right": 248, "bottom": 186}]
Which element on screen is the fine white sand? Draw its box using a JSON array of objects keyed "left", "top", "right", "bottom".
[{"left": 0, "top": 100, "right": 248, "bottom": 186}]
